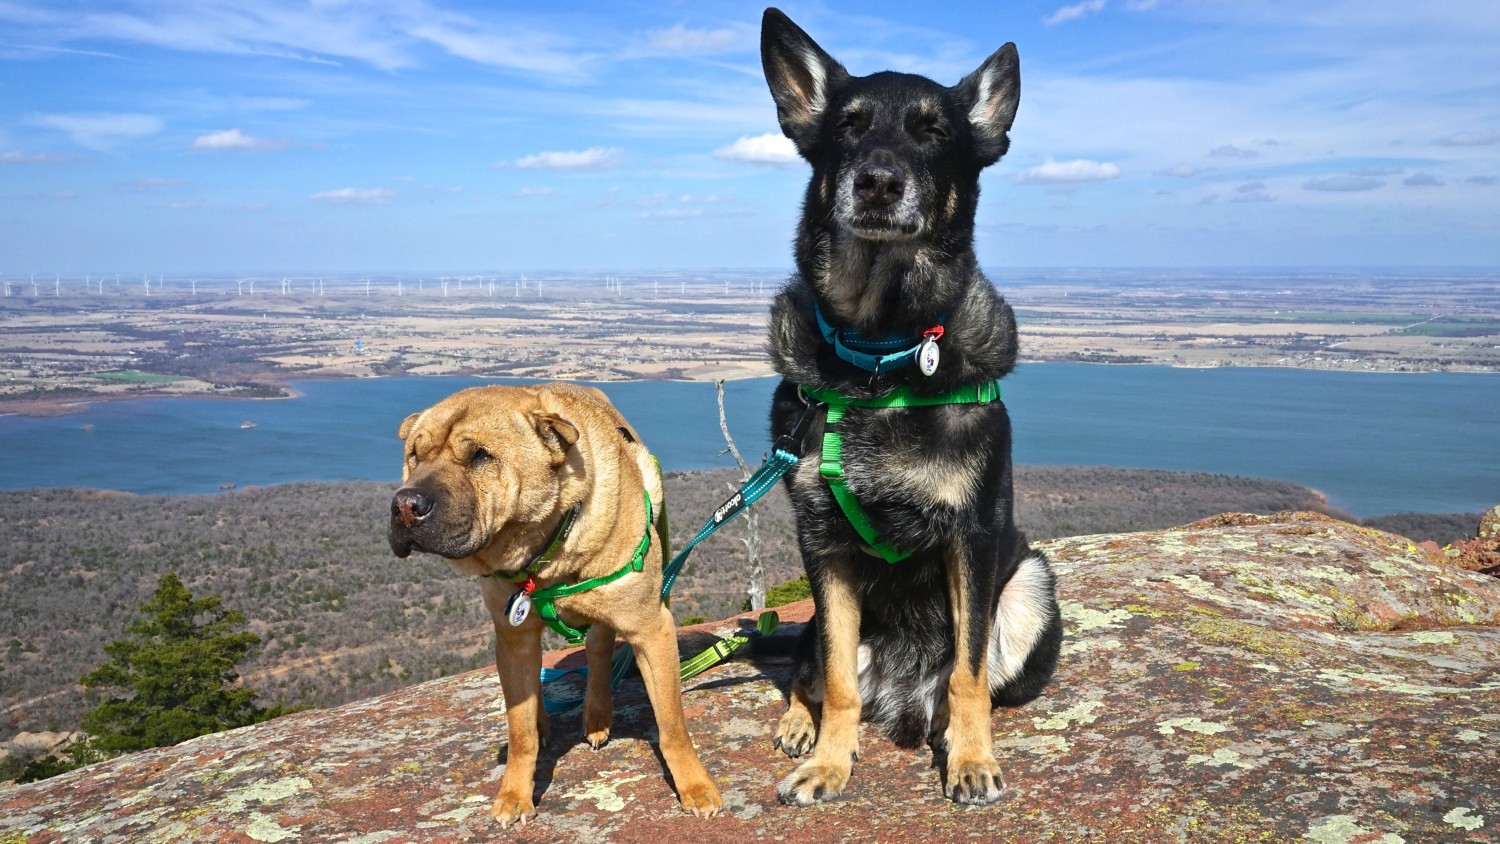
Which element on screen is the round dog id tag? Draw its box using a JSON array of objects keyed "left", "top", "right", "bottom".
[
  {"left": 918, "top": 336, "right": 941, "bottom": 376},
  {"left": 506, "top": 591, "right": 531, "bottom": 626}
]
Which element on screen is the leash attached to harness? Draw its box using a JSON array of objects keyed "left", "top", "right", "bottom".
[
  {"left": 521, "top": 432, "right": 813, "bottom": 712},
  {"left": 801, "top": 381, "right": 1002, "bottom": 563}
]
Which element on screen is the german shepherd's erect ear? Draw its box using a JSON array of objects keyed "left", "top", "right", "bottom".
[
  {"left": 760, "top": 7, "right": 847, "bottom": 158},
  {"left": 952, "top": 44, "right": 1021, "bottom": 167}
]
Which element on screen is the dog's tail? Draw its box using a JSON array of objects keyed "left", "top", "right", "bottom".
[{"left": 988, "top": 550, "right": 1062, "bottom": 707}]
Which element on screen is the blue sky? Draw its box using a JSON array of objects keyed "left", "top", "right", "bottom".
[{"left": 1, "top": 1, "right": 1498, "bottom": 273}]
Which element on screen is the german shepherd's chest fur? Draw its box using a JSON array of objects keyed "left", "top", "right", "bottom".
[{"left": 760, "top": 7, "right": 1061, "bottom": 805}]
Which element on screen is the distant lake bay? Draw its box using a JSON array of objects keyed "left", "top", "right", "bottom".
[{"left": 1, "top": 365, "right": 1495, "bottom": 517}]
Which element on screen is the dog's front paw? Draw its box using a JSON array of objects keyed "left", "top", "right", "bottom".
[
  {"left": 777, "top": 760, "right": 850, "bottom": 806},
  {"left": 677, "top": 777, "right": 724, "bottom": 818},
  {"left": 943, "top": 753, "right": 1004, "bottom": 805},
  {"left": 491, "top": 787, "right": 537, "bottom": 828},
  {"left": 583, "top": 706, "right": 611, "bottom": 750},
  {"left": 773, "top": 708, "right": 817, "bottom": 758}
]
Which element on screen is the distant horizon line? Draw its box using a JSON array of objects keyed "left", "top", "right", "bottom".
[{"left": 3, "top": 265, "right": 1497, "bottom": 279}]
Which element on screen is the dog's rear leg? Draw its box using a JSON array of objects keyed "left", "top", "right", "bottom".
[
  {"left": 583, "top": 622, "right": 616, "bottom": 749},
  {"left": 774, "top": 620, "right": 821, "bottom": 757},
  {"left": 628, "top": 604, "right": 723, "bottom": 817},
  {"left": 940, "top": 542, "right": 1004, "bottom": 804},
  {"left": 778, "top": 555, "right": 861, "bottom": 805}
]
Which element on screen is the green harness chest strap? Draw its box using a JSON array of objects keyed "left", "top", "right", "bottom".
[
  {"left": 492, "top": 489, "right": 655, "bottom": 645},
  {"left": 800, "top": 381, "right": 1002, "bottom": 564}
]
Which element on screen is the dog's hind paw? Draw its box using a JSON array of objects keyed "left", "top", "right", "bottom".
[
  {"left": 491, "top": 789, "right": 537, "bottom": 828},
  {"left": 773, "top": 710, "right": 817, "bottom": 758},
  {"left": 943, "top": 755, "right": 1005, "bottom": 805},
  {"left": 777, "top": 761, "right": 850, "bottom": 806},
  {"left": 677, "top": 778, "right": 724, "bottom": 818}
]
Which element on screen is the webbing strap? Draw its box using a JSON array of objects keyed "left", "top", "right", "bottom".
[
  {"left": 538, "top": 450, "right": 793, "bottom": 713},
  {"left": 811, "top": 381, "right": 1002, "bottom": 564}
]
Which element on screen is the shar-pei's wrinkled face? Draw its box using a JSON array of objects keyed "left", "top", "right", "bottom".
[{"left": 387, "top": 387, "right": 579, "bottom": 562}]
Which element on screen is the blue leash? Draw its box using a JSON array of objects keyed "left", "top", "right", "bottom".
[{"left": 537, "top": 442, "right": 806, "bottom": 713}]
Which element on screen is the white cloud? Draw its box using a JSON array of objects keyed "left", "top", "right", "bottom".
[
  {"left": 192, "top": 128, "right": 285, "bottom": 151},
  {"left": 409, "top": 23, "right": 583, "bottom": 77},
  {"left": 30, "top": 112, "right": 161, "bottom": 151},
  {"left": 1302, "top": 175, "right": 1382, "bottom": 192},
  {"left": 1045, "top": 0, "right": 1107, "bottom": 26},
  {"left": 514, "top": 186, "right": 554, "bottom": 197},
  {"left": 645, "top": 24, "right": 749, "bottom": 54},
  {"left": 713, "top": 133, "right": 800, "bottom": 167},
  {"left": 515, "top": 147, "right": 622, "bottom": 170},
  {"left": 310, "top": 187, "right": 395, "bottom": 205},
  {"left": 1016, "top": 159, "right": 1121, "bottom": 184}
]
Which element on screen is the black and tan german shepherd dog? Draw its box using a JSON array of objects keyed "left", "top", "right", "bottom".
[{"left": 758, "top": 8, "right": 1062, "bottom": 806}]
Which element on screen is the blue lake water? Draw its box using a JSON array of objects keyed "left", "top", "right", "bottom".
[{"left": 1, "top": 365, "right": 1495, "bottom": 517}]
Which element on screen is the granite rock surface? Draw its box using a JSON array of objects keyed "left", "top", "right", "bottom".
[{"left": 2, "top": 512, "right": 1497, "bottom": 843}]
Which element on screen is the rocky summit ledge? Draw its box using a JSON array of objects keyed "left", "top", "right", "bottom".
[{"left": 3, "top": 513, "right": 1498, "bottom": 844}]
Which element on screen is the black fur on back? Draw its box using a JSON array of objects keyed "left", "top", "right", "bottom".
[{"left": 761, "top": 6, "right": 1060, "bottom": 749}]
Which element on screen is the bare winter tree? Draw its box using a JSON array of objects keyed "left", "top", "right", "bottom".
[{"left": 715, "top": 380, "right": 765, "bottom": 611}]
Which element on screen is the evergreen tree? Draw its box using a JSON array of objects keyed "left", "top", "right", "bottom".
[{"left": 78, "top": 572, "right": 279, "bottom": 755}]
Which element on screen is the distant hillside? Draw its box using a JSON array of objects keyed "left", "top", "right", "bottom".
[{"left": 0, "top": 470, "right": 1478, "bottom": 744}]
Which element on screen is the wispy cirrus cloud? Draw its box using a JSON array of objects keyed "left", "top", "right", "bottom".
[
  {"left": 0, "top": 150, "right": 64, "bottom": 163},
  {"left": 713, "top": 133, "right": 800, "bottom": 167},
  {"left": 310, "top": 187, "right": 395, "bottom": 205},
  {"left": 643, "top": 24, "right": 750, "bottom": 55},
  {"left": 1016, "top": 159, "right": 1121, "bottom": 184},
  {"left": 1434, "top": 130, "right": 1500, "bottom": 147},
  {"left": 192, "top": 128, "right": 286, "bottom": 151},
  {"left": 409, "top": 20, "right": 586, "bottom": 77},
  {"left": 1045, "top": 0, "right": 1107, "bottom": 26},
  {"left": 30, "top": 112, "right": 161, "bottom": 151},
  {"left": 1303, "top": 175, "right": 1382, "bottom": 192},
  {"left": 515, "top": 147, "right": 622, "bottom": 170}
]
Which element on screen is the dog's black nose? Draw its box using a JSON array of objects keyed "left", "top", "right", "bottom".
[
  {"left": 854, "top": 159, "right": 905, "bottom": 207},
  {"left": 392, "top": 488, "right": 435, "bottom": 527}
]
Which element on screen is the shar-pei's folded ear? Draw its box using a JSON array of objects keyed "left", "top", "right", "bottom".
[{"left": 530, "top": 411, "right": 579, "bottom": 465}]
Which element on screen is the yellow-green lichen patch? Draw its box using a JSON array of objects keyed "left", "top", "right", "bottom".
[
  {"left": 1174, "top": 661, "right": 1202, "bottom": 672},
  {"left": 1060, "top": 637, "right": 1121, "bottom": 657},
  {"left": 219, "top": 776, "right": 314, "bottom": 814},
  {"left": 563, "top": 771, "right": 647, "bottom": 812},
  {"left": 1187, "top": 616, "right": 1312, "bottom": 666},
  {"left": 245, "top": 812, "right": 300, "bottom": 843},
  {"left": 1407, "top": 631, "right": 1458, "bottom": 645},
  {"left": 1316, "top": 667, "right": 1500, "bottom": 697},
  {"left": 1059, "top": 600, "right": 1133, "bottom": 633},
  {"left": 1184, "top": 747, "right": 1261, "bottom": 770},
  {"left": 1032, "top": 699, "right": 1104, "bottom": 731},
  {"left": 1157, "top": 717, "right": 1230, "bottom": 736},
  {"left": 1305, "top": 815, "right": 1405, "bottom": 844},
  {"left": 996, "top": 734, "right": 1071, "bottom": 756},
  {"left": 1444, "top": 807, "right": 1484, "bottom": 831}
]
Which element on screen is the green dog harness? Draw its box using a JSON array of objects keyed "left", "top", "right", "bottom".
[
  {"left": 492, "top": 490, "right": 655, "bottom": 645},
  {"left": 799, "top": 381, "right": 1002, "bottom": 563}
]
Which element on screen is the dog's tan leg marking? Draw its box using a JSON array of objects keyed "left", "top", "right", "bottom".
[
  {"left": 583, "top": 622, "right": 616, "bottom": 750},
  {"left": 491, "top": 622, "right": 545, "bottom": 828},
  {"left": 773, "top": 679, "right": 820, "bottom": 758},
  {"left": 778, "top": 557, "right": 861, "bottom": 805},
  {"left": 627, "top": 604, "right": 723, "bottom": 817},
  {"left": 941, "top": 544, "right": 1005, "bottom": 804}
]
